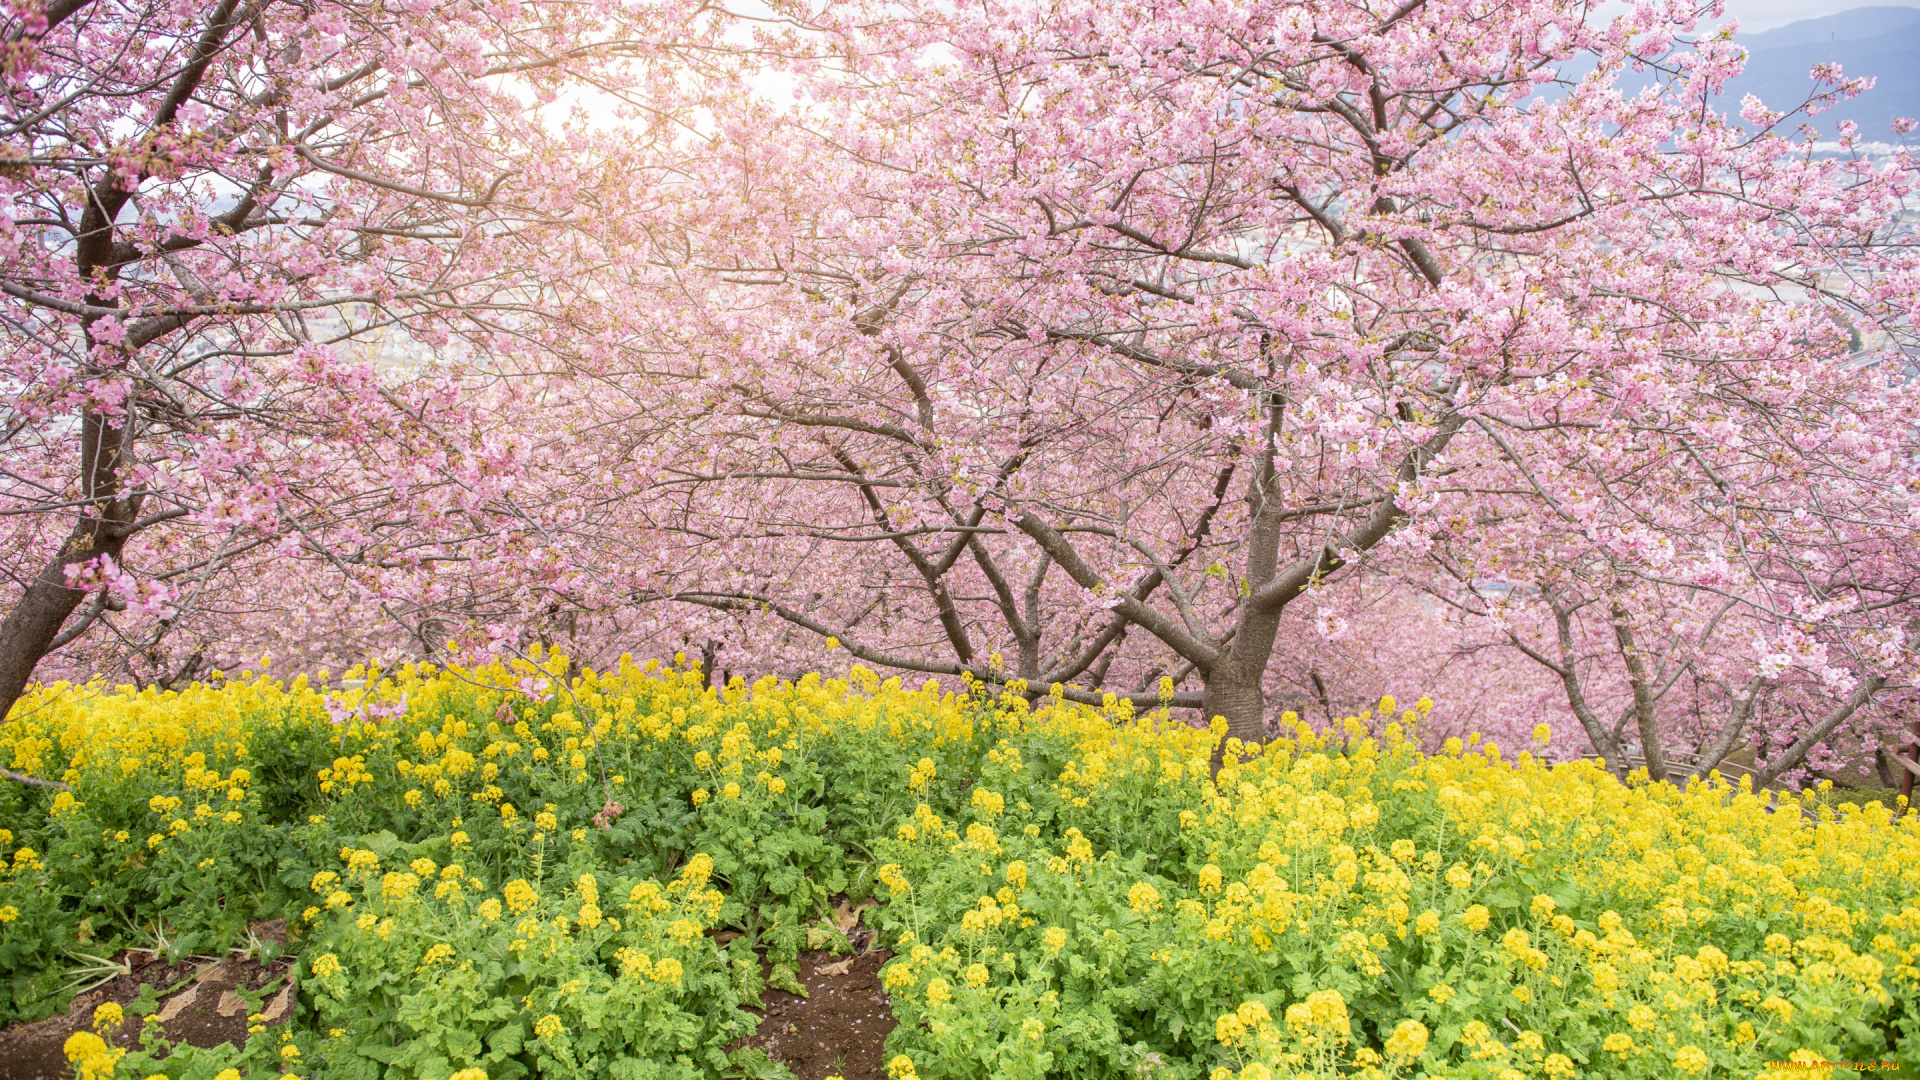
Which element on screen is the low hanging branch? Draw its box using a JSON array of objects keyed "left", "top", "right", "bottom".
[{"left": 2, "top": 767, "right": 71, "bottom": 791}]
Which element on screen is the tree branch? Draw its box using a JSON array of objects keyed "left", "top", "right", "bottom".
[
  {"left": 1, "top": 768, "right": 70, "bottom": 790},
  {"left": 1753, "top": 676, "right": 1888, "bottom": 787},
  {"left": 1013, "top": 511, "right": 1221, "bottom": 670}
]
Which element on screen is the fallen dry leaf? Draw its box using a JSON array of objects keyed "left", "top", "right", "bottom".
[
  {"left": 834, "top": 899, "right": 872, "bottom": 936},
  {"left": 154, "top": 983, "right": 201, "bottom": 1023},
  {"left": 194, "top": 958, "right": 236, "bottom": 985},
  {"left": 259, "top": 982, "right": 295, "bottom": 1024}
]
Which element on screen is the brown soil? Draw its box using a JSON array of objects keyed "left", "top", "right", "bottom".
[
  {"left": 738, "top": 948, "right": 897, "bottom": 1080},
  {"left": 0, "top": 922, "right": 297, "bottom": 1080},
  {"left": 5, "top": 913, "right": 905, "bottom": 1080}
]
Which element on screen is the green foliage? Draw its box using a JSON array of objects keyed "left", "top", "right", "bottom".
[
  {"left": 300, "top": 850, "right": 749, "bottom": 1080},
  {"left": 5, "top": 659, "right": 1918, "bottom": 1080}
]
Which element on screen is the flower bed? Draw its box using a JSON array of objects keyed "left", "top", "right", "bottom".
[{"left": 2, "top": 653, "right": 1916, "bottom": 1079}]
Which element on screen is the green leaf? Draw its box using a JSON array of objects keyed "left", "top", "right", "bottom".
[
  {"left": 354, "top": 1042, "right": 404, "bottom": 1064},
  {"left": 767, "top": 962, "right": 806, "bottom": 996},
  {"left": 358, "top": 830, "right": 402, "bottom": 857},
  {"left": 489, "top": 1021, "right": 527, "bottom": 1057},
  {"left": 767, "top": 866, "right": 802, "bottom": 896}
]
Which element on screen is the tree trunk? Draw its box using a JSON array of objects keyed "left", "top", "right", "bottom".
[
  {"left": 1610, "top": 602, "right": 1671, "bottom": 784},
  {"left": 1, "top": 390, "right": 140, "bottom": 725},
  {"left": 1202, "top": 673, "right": 1264, "bottom": 774},
  {"left": 1203, "top": 603, "right": 1288, "bottom": 772},
  {"left": 1900, "top": 718, "right": 1918, "bottom": 813},
  {"left": 0, "top": 518, "right": 130, "bottom": 723}
]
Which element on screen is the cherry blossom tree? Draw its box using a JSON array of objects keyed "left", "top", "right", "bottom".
[
  {"left": 0, "top": 0, "right": 768, "bottom": 720},
  {"left": 8, "top": 0, "right": 1915, "bottom": 797},
  {"left": 607, "top": 0, "right": 1919, "bottom": 771},
  {"left": 1417, "top": 462, "right": 1920, "bottom": 785}
]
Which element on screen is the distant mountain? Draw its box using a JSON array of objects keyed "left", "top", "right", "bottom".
[
  {"left": 1723, "top": 6, "right": 1920, "bottom": 138},
  {"left": 1739, "top": 5, "right": 1920, "bottom": 50},
  {"left": 1546, "top": 6, "right": 1920, "bottom": 140}
]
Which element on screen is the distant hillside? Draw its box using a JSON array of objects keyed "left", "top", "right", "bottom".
[
  {"left": 1724, "top": 6, "right": 1920, "bottom": 138},
  {"left": 1737, "top": 5, "right": 1919, "bottom": 49},
  {"left": 1549, "top": 6, "right": 1920, "bottom": 140}
]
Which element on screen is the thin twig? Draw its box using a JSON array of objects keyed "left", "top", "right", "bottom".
[{"left": 2, "top": 767, "right": 71, "bottom": 790}]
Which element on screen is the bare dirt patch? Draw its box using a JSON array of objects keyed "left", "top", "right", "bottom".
[
  {"left": 0, "top": 923, "right": 296, "bottom": 1080},
  {"left": 738, "top": 949, "right": 897, "bottom": 1080}
]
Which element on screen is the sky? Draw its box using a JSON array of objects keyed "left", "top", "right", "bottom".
[{"left": 1718, "top": 0, "right": 1913, "bottom": 31}]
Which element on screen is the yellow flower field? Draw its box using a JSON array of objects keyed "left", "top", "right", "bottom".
[{"left": 1, "top": 653, "right": 1915, "bottom": 1079}]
